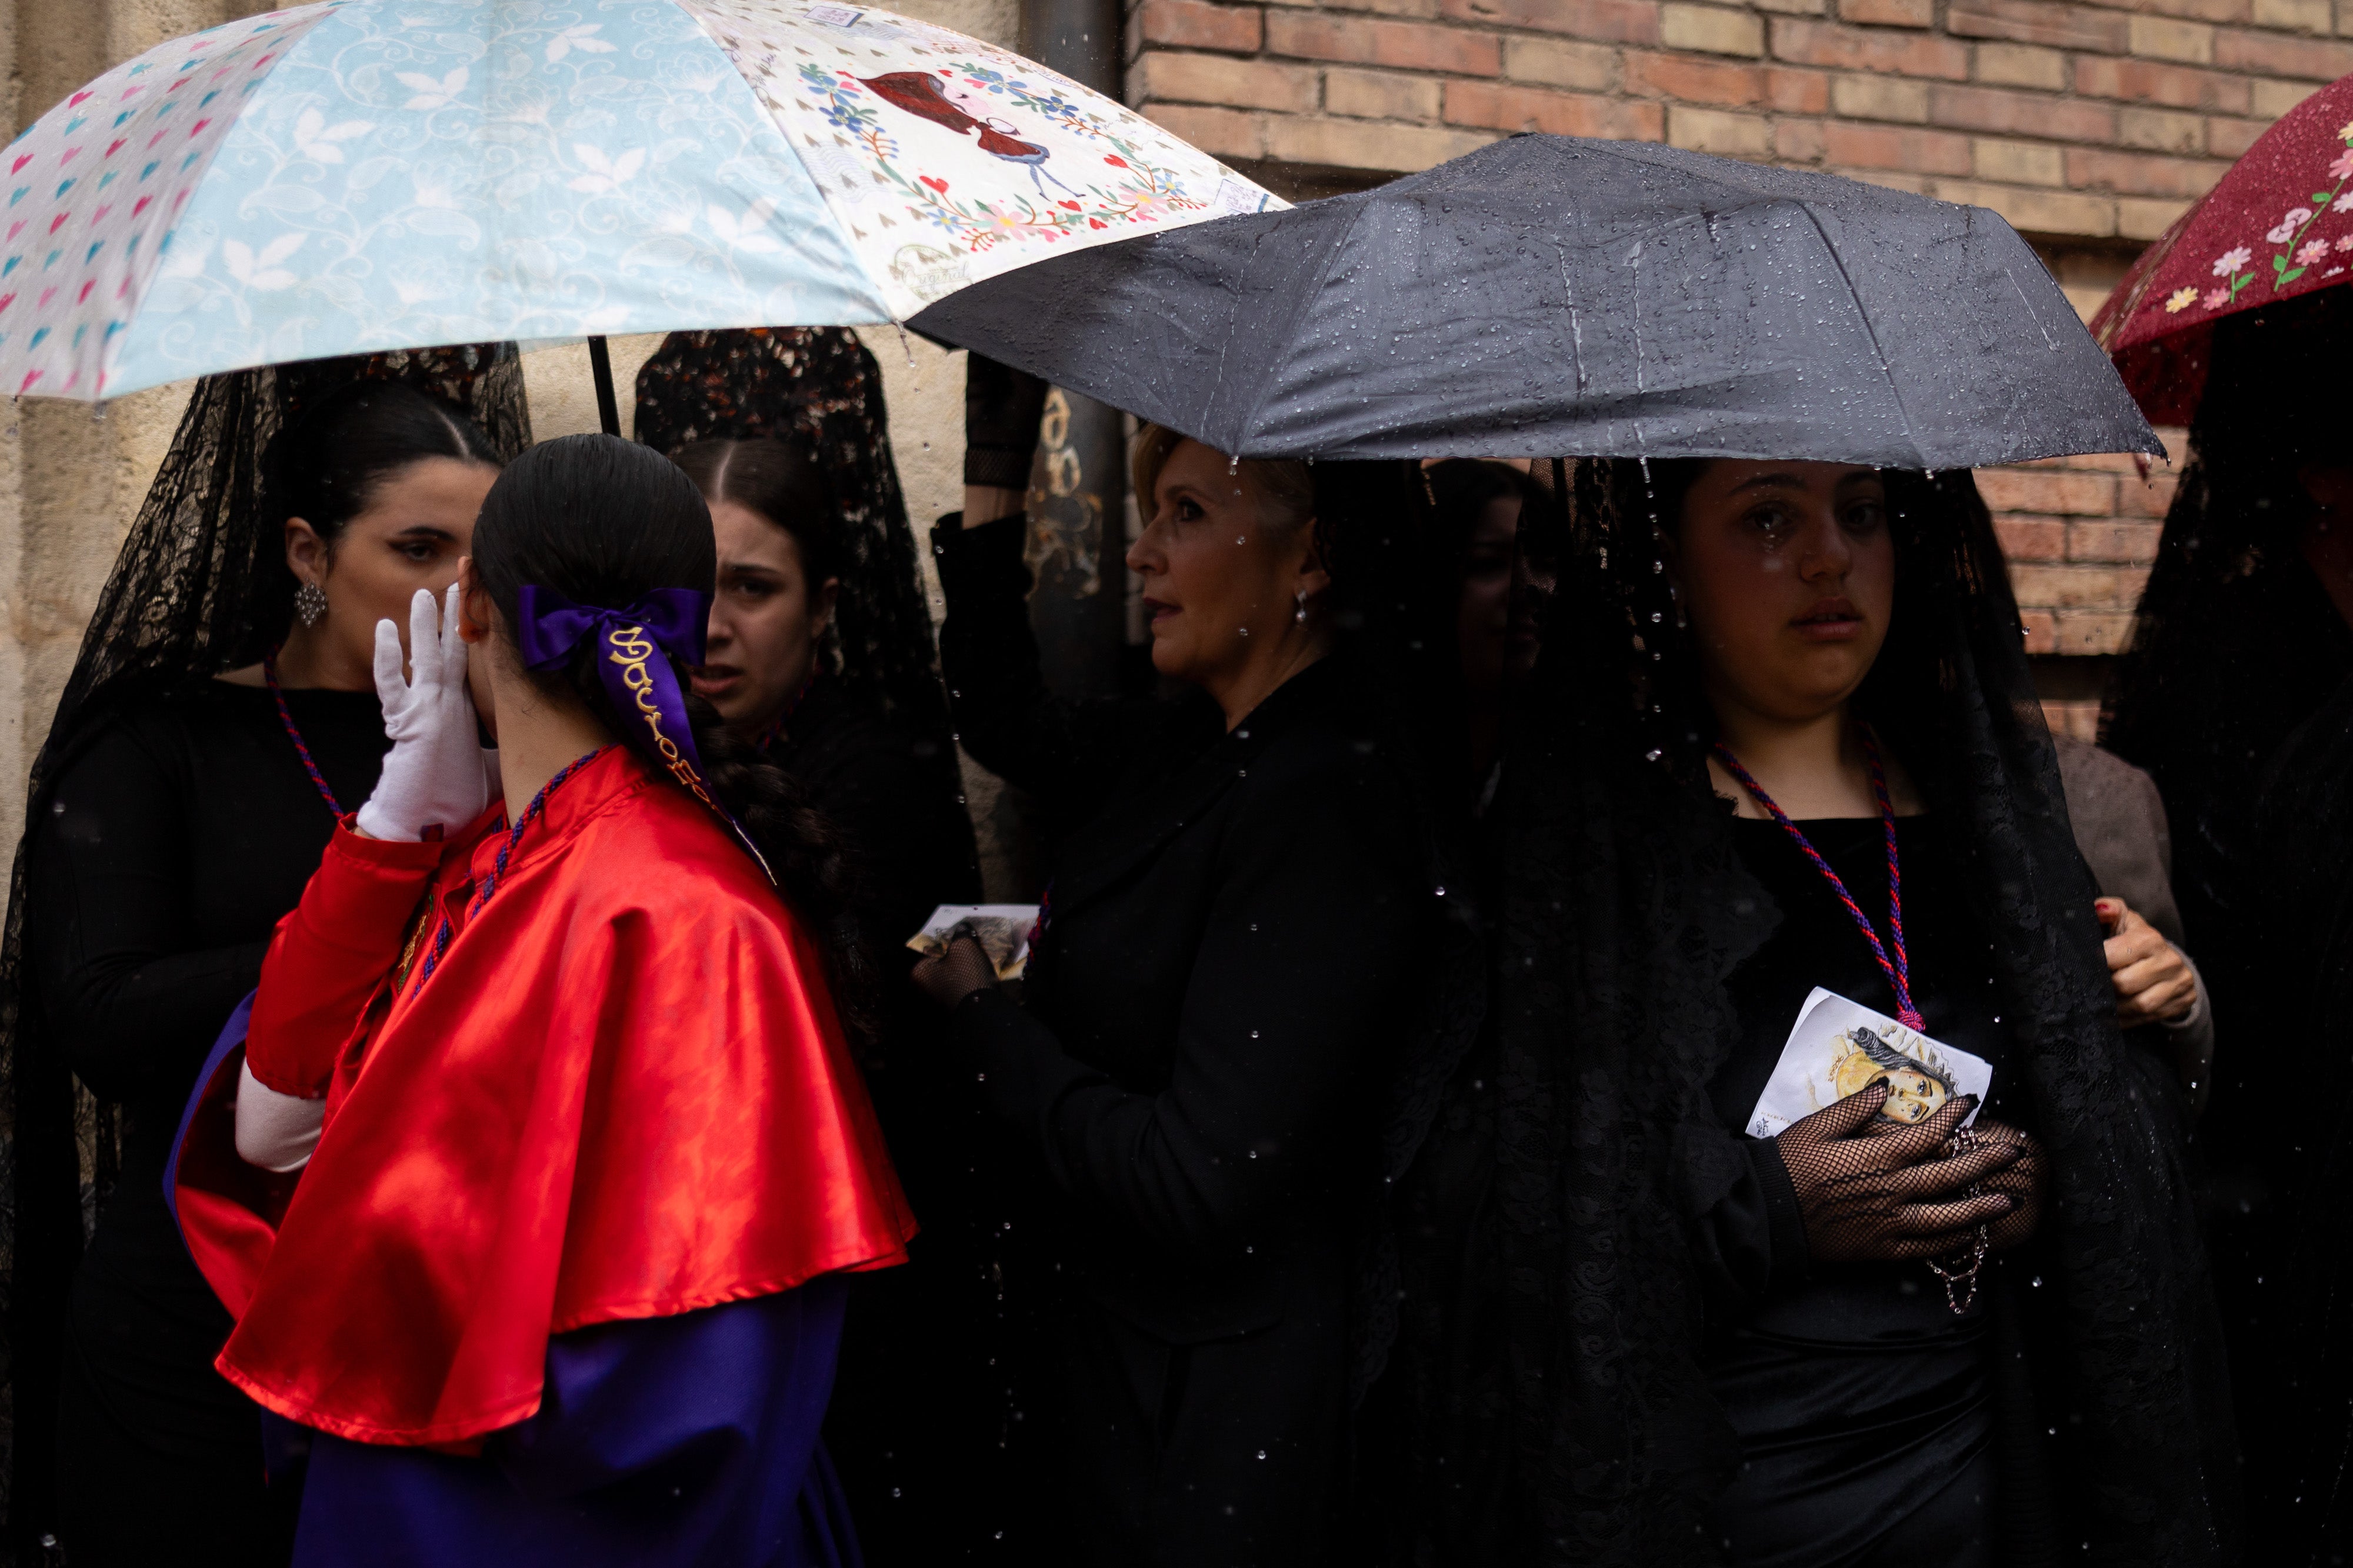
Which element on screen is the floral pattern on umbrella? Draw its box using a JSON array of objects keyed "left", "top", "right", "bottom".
[
  {"left": 2093, "top": 74, "right": 2353, "bottom": 423},
  {"left": 0, "top": 0, "right": 1278, "bottom": 402},
  {"left": 681, "top": 0, "right": 1275, "bottom": 308},
  {"left": 2183, "top": 121, "right": 2353, "bottom": 315}
]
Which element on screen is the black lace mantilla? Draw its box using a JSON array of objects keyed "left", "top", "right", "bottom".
[
  {"left": 632, "top": 327, "right": 950, "bottom": 743},
  {"left": 1389, "top": 459, "right": 2241, "bottom": 1565},
  {"left": 0, "top": 345, "right": 529, "bottom": 1544}
]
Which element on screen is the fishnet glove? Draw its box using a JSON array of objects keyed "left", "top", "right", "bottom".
[
  {"left": 1775, "top": 1086, "right": 2022, "bottom": 1263},
  {"left": 1970, "top": 1117, "right": 2047, "bottom": 1250},
  {"left": 911, "top": 930, "right": 998, "bottom": 1012}
]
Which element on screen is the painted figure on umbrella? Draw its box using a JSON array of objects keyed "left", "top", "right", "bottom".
[{"left": 858, "top": 71, "right": 1081, "bottom": 198}]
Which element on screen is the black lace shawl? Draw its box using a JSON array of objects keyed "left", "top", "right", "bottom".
[
  {"left": 2104, "top": 289, "right": 2353, "bottom": 1035},
  {"left": 1390, "top": 461, "right": 2241, "bottom": 1565},
  {"left": 631, "top": 328, "right": 949, "bottom": 742},
  {"left": 0, "top": 345, "right": 529, "bottom": 1540},
  {"left": 1302, "top": 463, "right": 1489, "bottom": 1414},
  {"left": 2238, "top": 672, "right": 2353, "bottom": 1563}
]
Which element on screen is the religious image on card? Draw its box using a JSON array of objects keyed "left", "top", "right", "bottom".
[{"left": 1745, "top": 987, "right": 1993, "bottom": 1138}]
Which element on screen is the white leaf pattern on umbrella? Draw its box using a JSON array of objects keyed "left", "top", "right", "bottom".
[
  {"left": 544, "top": 24, "right": 616, "bottom": 63},
  {"left": 222, "top": 232, "right": 305, "bottom": 291},
  {"left": 396, "top": 66, "right": 468, "bottom": 111},
  {"left": 706, "top": 197, "right": 781, "bottom": 253},
  {"left": 568, "top": 144, "right": 645, "bottom": 194},
  {"left": 293, "top": 108, "right": 375, "bottom": 165}
]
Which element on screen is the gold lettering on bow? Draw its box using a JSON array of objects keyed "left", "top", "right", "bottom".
[{"left": 605, "top": 624, "right": 720, "bottom": 810}]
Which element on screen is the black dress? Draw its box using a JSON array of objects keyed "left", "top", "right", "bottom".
[
  {"left": 26, "top": 679, "right": 385, "bottom": 1567},
  {"left": 1692, "top": 816, "right": 2021, "bottom": 1568},
  {"left": 766, "top": 674, "right": 1006, "bottom": 1568},
  {"left": 935, "top": 514, "right": 1429, "bottom": 1568},
  {"left": 1394, "top": 466, "right": 2238, "bottom": 1567}
]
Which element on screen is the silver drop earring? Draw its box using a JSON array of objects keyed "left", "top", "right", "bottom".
[
  {"left": 295, "top": 579, "right": 328, "bottom": 628},
  {"left": 1294, "top": 589, "right": 1307, "bottom": 623}
]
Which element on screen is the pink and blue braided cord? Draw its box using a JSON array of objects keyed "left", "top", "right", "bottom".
[{"left": 1711, "top": 730, "right": 1925, "bottom": 1031}]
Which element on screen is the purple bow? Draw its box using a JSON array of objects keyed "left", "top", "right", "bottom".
[{"left": 515, "top": 585, "right": 773, "bottom": 883}]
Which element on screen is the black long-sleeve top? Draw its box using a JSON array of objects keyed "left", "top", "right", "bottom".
[
  {"left": 1685, "top": 814, "right": 2020, "bottom": 1320},
  {"left": 1688, "top": 813, "right": 2034, "bottom": 1566},
  {"left": 27, "top": 679, "right": 384, "bottom": 1431},
  {"left": 932, "top": 513, "right": 1426, "bottom": 1343}
]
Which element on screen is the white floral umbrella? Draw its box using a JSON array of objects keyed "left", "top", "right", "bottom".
[{"left": 0, "top": 0, "right": 1279, "bottom": 402}]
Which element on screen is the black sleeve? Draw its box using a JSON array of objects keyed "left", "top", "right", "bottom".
[
  {"left": 949, "top": 765, "right": 1419, "bottom": 1265},
  {"left": 26, "top": 722, "right": 271, "bottom": 1105},
  {"left": 931, "top": 512, "right": 1162, "bottom": 820},
  {"left": 963, "top": 355, "right": 1051, "bottom": 491},
  {"left": 1677, "top": 1122, "right": 1811, "bottom": 1313}
]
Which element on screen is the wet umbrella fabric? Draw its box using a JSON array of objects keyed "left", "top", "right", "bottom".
[
  {"left": 2090, "top": 72, "right": 2353, "bottom": 426},
  {"left": 910, "top": 134, "right": 2158, "bottom": 469}
]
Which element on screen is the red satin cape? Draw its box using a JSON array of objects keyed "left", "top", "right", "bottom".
[{"left": 181, "top": 748, "right": 914, "bottom": 1446}]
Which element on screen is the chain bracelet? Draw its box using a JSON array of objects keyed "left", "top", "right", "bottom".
[{"left": 1928, "top": 1125, "right": 1992, "bottom": 1314}]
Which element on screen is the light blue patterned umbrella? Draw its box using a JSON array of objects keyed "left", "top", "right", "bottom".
[{"left": 0, "top": 0, "right": 1276, "bottom": 403}]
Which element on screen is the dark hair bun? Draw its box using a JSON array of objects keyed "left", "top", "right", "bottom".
[{"left": 470, "top": 433, "right": 875, "bottom": 1047}]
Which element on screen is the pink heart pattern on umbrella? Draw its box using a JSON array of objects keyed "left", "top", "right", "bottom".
[
  {"left": 1, "top": 1, "right": 1269, "bottom": 401},
  {"left": 0, "top": 4, "right": 340, "bottom": 398}
]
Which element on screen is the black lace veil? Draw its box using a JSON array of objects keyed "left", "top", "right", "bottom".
[
  {"left": 2234, "top": 664, "right": 2353, "bottom": 1562},
  {"left": 0, "top": 343, "right": 529, "bottom": 1540},
  {"left": 2104, "top": 288, "right": 2353, "bottom": 1019},
  {"left": 1390, "top": 458, "right": 2239, "bottom": 1564},
  {"left": 631, "top": 328, "right": 950, "bottom": 741}
]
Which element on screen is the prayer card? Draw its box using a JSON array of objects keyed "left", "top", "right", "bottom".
[
  {"left": 1746, "top": 987, "right": 1992, "bottom": 1138},
  {"left": 908, "top": 905, "right": 1043, "bottom": 982}
]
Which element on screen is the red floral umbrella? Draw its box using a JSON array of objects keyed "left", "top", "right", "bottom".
[{"left": 2092, "top": 72, "right": 2353, "bottom": 425}]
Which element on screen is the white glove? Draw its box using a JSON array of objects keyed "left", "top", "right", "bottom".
[
  {"left": 355, "top": 585, "right": 490, "bottom": 842},
  {"left": 234, "top": 1059, "right": 324, "bottom": 1172}
]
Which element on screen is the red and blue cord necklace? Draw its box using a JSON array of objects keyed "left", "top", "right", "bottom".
[
  {"left": 1711, "top": 728, "right": 1925, "bottom": 1032},
  {"left": 409, "top": 746, "right": 611, "bottom": 992},
  {"left": 264, "top": 653, "right": 344, "bottom": 816}
]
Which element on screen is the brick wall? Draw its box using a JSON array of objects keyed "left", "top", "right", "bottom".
[
  {"left": 1124, "top": 0, "right": 2337, "bottom": 723},
  {"left": 1128, "top": 0, "right": 2338, "bottom": 247},
  {"left": 1990, "top": 435, "right": 2182, "bottom": 735}
]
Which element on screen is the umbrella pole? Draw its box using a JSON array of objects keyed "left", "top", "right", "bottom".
[{"left": 588, "top": 335, "right": 621, "bottom": 438}]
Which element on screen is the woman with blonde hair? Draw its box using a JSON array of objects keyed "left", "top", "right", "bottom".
[{"left": 915, "top": 392, "right": 1469, "bottom": 1566}]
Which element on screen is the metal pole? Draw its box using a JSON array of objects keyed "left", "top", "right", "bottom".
[
  {"left": 1021, "top": 0, "right": 1121, "bottom": 101},
  {"left": 1019, "top": 0, "right": 1130, "bottom": 700},
  {"left": 588, "top": 335, "right": 621, "bottom": 438}
]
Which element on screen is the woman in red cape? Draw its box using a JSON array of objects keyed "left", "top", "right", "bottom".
[{"left": 168, "top": 434, "right": 915, "bottom": 1567}]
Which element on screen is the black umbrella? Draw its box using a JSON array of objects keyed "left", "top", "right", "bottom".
[{"left": 911, "top": 134, "right": 2159, "bottom": 468}]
